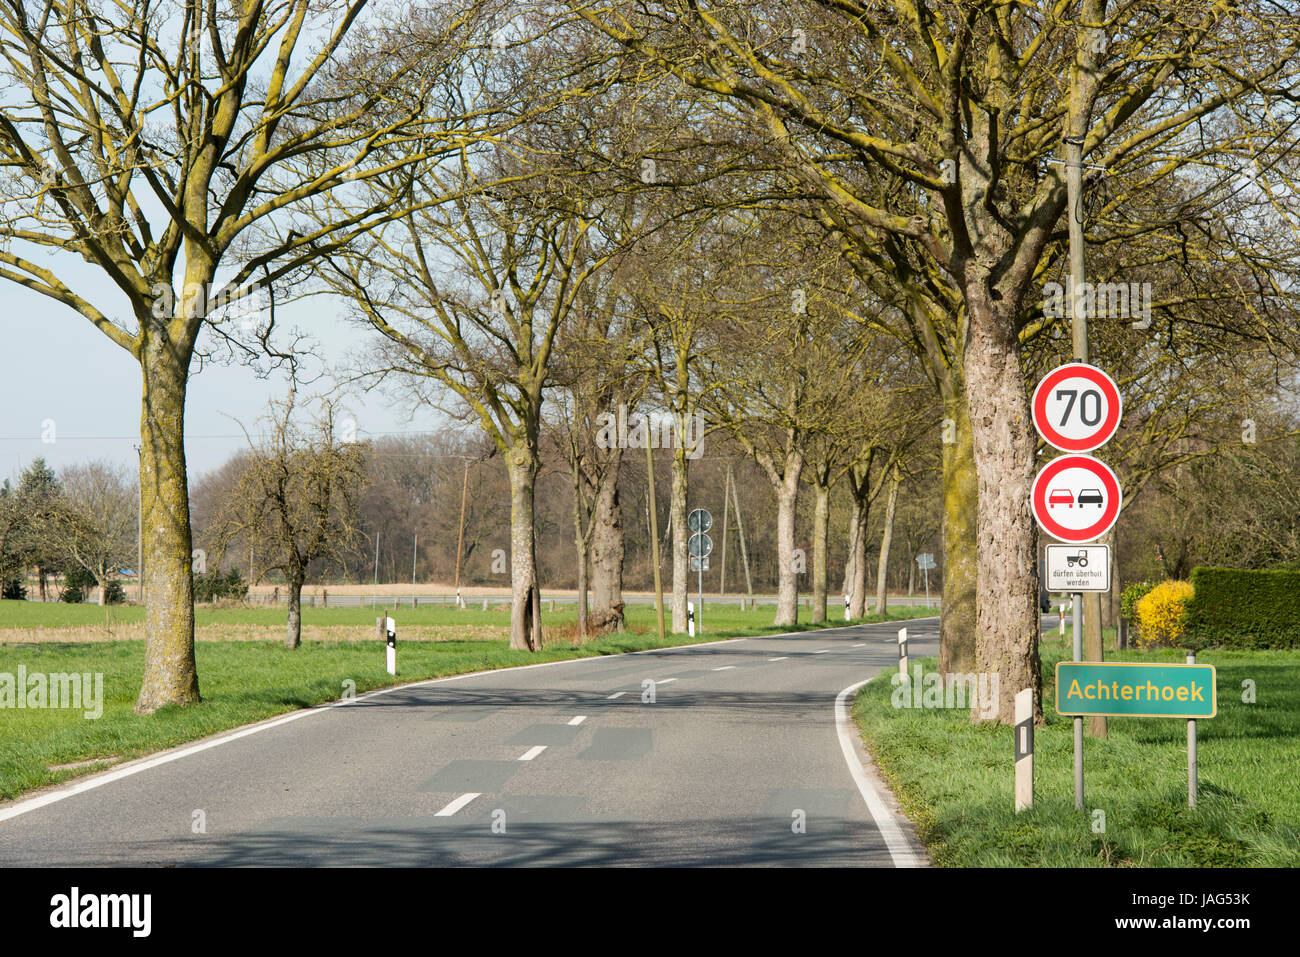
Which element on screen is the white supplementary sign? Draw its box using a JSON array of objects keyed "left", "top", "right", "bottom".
[{"left": 1045, "top": 544, "right": 1111, "bottom": 592}]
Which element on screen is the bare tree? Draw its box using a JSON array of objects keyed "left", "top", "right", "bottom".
[
  {"left": 213, "top": 394, "right": 367, "bottom": 649},
  {"left": 0, "top": 0, "right": 503, "bottom": 709},
  {"left": 53, "top": 461, "right": 137, "bottom": 605}
]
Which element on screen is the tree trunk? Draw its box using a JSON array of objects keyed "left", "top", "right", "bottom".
[
  {"left": 670, "top": 443, "right": 688, "bottom": 633},
  {"left": 286, "top": 566, "right": 305, "bottom": 650},
  {"left": 507, "top": 442, "right": 542, "bottom": 651},
  {"left": 1100, "top": 523, "right": 1118, "bottom": 630},
  {"left": 940, "top": 394, "right": 978, "bottom": 675},
  {"left": 875, "top": 464, "right": 900, "bottom": 616},
  {"left": 848, "top": 492, "right": 869, "bottom": 617},
  {"left": 772, "top": 458, "right": 802, "bottom": 626},
  {"left": 811, "top": 479, "right": 830, "bottom": 622},
  {"left": 589, "top": 451, "right": 625, "bottom": 632},
  {"left": 965, "top": 296, "right": 1042, "bottom": 726},
  {"left": 134, "top": 327, "right": 201, "bottom": 712}
]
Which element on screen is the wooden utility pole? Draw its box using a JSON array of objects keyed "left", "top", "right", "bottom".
[
  {"left": 646, "top": 442, "right": 666, "bottom": 640},
  {"left": 454, "top": 457, "right": 470, "bottom": 608},
  {"left": 729, "top": 467, "right": 753, "bottom": 598},
  {"left": 719, "top": 464, "right": 731, "bottom": 594}
]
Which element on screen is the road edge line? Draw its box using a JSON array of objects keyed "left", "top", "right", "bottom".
[{"left": 835, "top": 678, "right": 927, "bottom": 868}]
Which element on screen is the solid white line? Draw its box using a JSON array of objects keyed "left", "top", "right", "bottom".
[
  {"left": 853, "top": 643, "right": 865, "bottom": 648},
  {"left": 712, "top": 665, "right": 736, "bottom": 671},
  {"left": 606, "top": 692, "right": 626, "bottom": 700},
  {"left": 654, "top": 678, "right": 677, "bottom": 684},
  {"left": 814, "top": 649, "right": 830, "bottom": 654},
  {"left": 835, "top": 679, "right": 921, "bottom": 869},
  {"left": 567, "top": 715, "right": 587, "bottom": 725},
  {"left": 768, "top": 656, "right": 788, "bottom": 662},
  {"left": 518, "top": 746, "right": 547, "bottom": 761},
  {"left": 435, "top": 792, "right": 480, "bottom": 817}
]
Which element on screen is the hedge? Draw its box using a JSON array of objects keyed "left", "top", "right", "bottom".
[{"left": 1183, "top": 567, "right": 1300, "bottom": 650}]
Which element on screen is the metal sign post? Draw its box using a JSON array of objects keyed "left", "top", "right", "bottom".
[
  {"left": 688, "top": 508, "right": 713, "bottom": 636},
  {"left": 1072, "top": 594, "right": 1083, "bottom": 809}
]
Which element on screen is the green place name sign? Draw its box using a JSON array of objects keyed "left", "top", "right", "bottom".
[{"left": 1055, "top": 662, "right": 1217, "bottom": 719}]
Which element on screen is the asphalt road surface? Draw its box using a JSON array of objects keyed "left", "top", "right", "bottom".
[{"left": 0, "top": 616, "right": 1014, "bottom": 867}]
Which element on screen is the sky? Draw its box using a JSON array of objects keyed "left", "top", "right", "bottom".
[{"left": 0, "top": 271, "right": 447, "bottom": 486}]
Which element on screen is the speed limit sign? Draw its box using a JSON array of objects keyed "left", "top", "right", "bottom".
[{"left": 1031, "top": 363, "right": 1122, "bottom": 452}]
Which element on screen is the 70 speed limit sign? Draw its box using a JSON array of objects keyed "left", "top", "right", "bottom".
[{"left": 1031, "top": 362, "right": 1122, "bottom": 453}]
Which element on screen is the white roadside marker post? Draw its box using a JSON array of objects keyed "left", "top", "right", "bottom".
[
  {"left": 385, "top": 616, "right": 397, "bottom": 675},
  {"left": 898, "top": 628, "right": 908, "bottom": 683},
  {"left": 1187, "top": 652, "right": 1198, "bottom": 809},
  {"left": 844, "top": 595, "right": 851, "bottom": 621},
  {"left": 1015, "top": 688, "right": 1034, "bottom": 812},
  {"left": 687, "top": 600, "right": 695, "bottom": 638}
]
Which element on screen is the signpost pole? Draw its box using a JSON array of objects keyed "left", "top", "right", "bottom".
[
  {"left": 1187, "top": 652, "right": 1198, "bottom": 809},
  {"left": 698, "top": 560, "right": 704, "bottom": 635},
  {"left": 1073, "top": 591, "right": 1084, "bottom": 810}
]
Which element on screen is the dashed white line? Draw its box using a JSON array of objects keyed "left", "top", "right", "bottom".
[
  {"left": 814, "top": 649, "right": 830, "bottom": 654},
  {"left": 435, "top": 792, "right": 480, "bottom": 817},
  {"left": 606, "top": 692, "right": 626, "bottom": 700},
  {"left": 712, "top": 665, "right": 736, "bottom": 671},
  {"left": 655, "top": 678, "right": 677, "bottom": 684},
  {"left": 768, "top": 656, "right": 788, "bottom": 662},
  {"left": 567, "top": 716, "right": 587, "bottom": 726},
  {"left": 518, "top": 746, "right": 547, "bottom": 761},
  {"left": 853, "top": 643, "right": 865, "bottom": 648}
]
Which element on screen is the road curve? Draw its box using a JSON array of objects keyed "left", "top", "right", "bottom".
[{"left": 0, "top": 617, "right": 947, "bottom": 867}]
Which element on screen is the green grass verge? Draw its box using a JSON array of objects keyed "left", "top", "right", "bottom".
[
  {"left": 853, "top": 634, "right": 1300, "bottom": 867},
  {"left": 0, "top": 599, "right": 933, "bottom": 802}
]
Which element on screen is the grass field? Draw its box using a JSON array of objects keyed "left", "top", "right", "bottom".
[
  {"left": 0, "top": 598, "right": 933, "bottom": 802},
  {"left": 0, "top": 598, "right": 933, "bottom": 641},
  {"left": 852, "top": 631, "right": 1300, "bottom": 867}
]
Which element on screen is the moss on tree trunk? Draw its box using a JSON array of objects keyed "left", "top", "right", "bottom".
[{"left": 134, "top": 330, "right": 200, "bottom": 713}]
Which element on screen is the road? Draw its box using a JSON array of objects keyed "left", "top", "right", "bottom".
[{"left": 0, "top": 616, "right": 1000, "bottom": 867}]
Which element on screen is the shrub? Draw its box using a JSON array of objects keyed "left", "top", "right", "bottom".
[
  {"left": 195, "top": 568, "right": 248, "bottom": 603},
  {"left": 1120, "top": 580, "right": 1155, "bottom": 622},
  {"left": 1, "top": 579, "right": 26, "bottom": 600},
  {"left": 1134, "top": 580, "right": 1194, "bottom": 649},
  {"left": 1183, "top": 567, "right": 1300, "bottom": 650},
  {"left": 60, "top": 566, "right": 126, "bottom": 604}
]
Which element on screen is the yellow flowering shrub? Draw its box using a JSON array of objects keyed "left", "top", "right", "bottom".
[{"left": 1134, "top": 579, "right": 1194, "bottom": 649}]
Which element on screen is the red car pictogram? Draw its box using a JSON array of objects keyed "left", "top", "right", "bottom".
[{"left": 1048, "top": 489, "right": 1074, "bottom": 508}]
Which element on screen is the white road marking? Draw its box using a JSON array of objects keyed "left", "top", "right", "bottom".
[
  {"left": 814, "top": 649, "right": 830, "bottom": 654},
  {"left": 435, "top": 792, "right": 480, "bottom": 817},
  {"left": 768, "top": 656, "right": 788, "bottom": 662},
  {"left": 655, "top": 678, "right": 677, "bottom": 684},
  {"left": 853, "top": 643, "right": 865, "bottom": 648},
  {"left": 712, "top": 665, "right": 736, "bottom": 671},
  {"left": 518, "top": 746, "right": 547, "bottom": 761},
  {"left": 567, "top": 715, "right": 587, "bottom": 725},
  {"left": 606, "top": 692, "right": 626, "bottom": 699},
  {"left": 0, "top": 618, "right": 941, "bottom": 826},
  {"left": 835, "top": 680, "right": 922, "bottom": 868}
]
